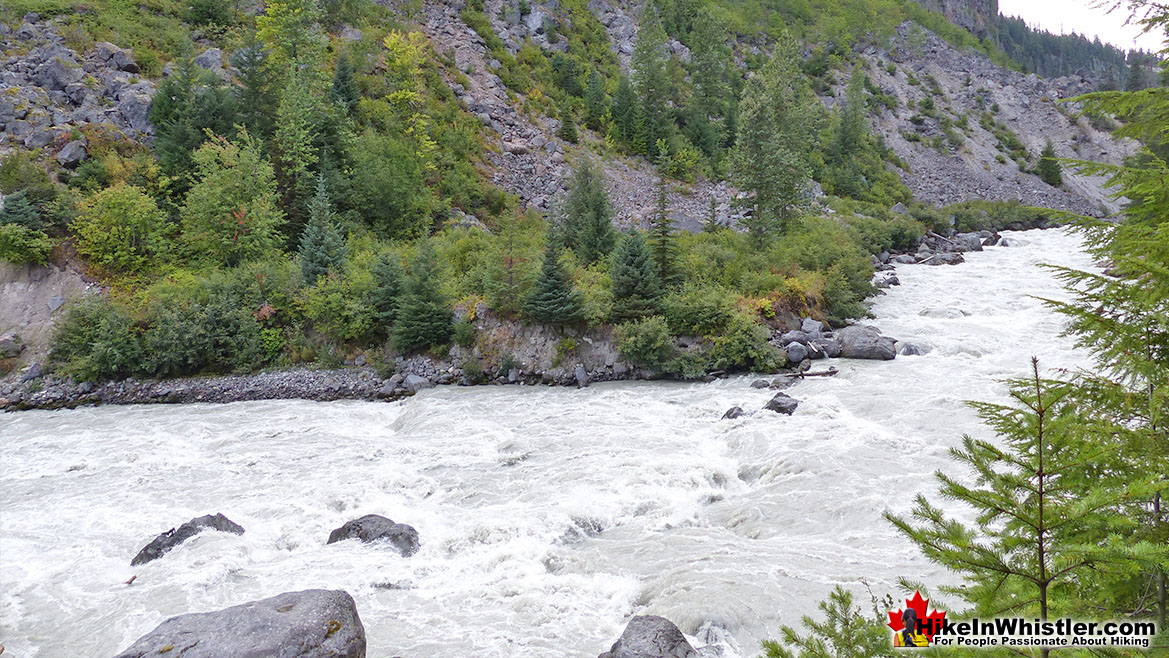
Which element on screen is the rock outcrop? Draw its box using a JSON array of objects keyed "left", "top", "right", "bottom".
[
  {"left": 327, "top": 514, "right": 420, "bottom": 557},
  {"left": 131, "top": 513, "right": 245, "bottom": 566},
  {"left": 111, "top": 589, "right": 365, "bottom": 658}
]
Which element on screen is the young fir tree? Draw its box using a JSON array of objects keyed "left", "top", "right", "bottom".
[
  {"left": 886, "top": 359, "right": 1166, "bottom": 655},
  {"left": 370, "top": 252, "right": 404, "bottom": 328},
  {"left": 563, "top": 159, "right": 616, "bottom": 264},
  {"left": 584, "top": 69, "right": 607, "bottom": 132},
  {"left": 231, "top": 31, "right": 277, "bottom": 139},
  {"left": 609, "top": 231, "right": 662, "bottom": 322},
  {"left": 762, "top": 587, "right": 893, "bottom": 658},
  {"left": 392, "top": 240, "right": 453, "bottom": 352},
  {"left": 298, "top": 175, "right": 348, "bottom": 284},
  {"left": 523, "top": 246, "right": 585, "bottom": 326},
  {"left": 330, "top": 51, "right": 360, "bottom": 115},
  {"left": 647, "top": 173, "right": 681, "bottom": 288},
  {"left": 557, "top": 100, "right": 579, "bottom": 144},
  {"left": 483, "top": 210, "right": 537, "bottom": 315},
  {"left": 149, "top": 57, "right": 239, "bottom": 192},
  {"left": 1038, "top": 140, "right": 1062, "bottom": 187},
  {"left": 1050, "top": 36, "right": 1169, "bottom": 623},
  {"left": 611, "top": 74, "right": 638, "bottom": 145},
  {"left": 731, "top": 36, "right": 820, "bottom": 239}
]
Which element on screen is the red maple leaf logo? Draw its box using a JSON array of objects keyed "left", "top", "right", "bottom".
[{"left": 887, "top": 591, "right": 947, "bottom": 641}]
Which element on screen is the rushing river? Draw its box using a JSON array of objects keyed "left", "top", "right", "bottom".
[{"left": 0, "top": 228, "right": 1095, "bottom": 658}]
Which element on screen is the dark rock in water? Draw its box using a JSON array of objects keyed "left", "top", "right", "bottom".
[
  {"left": 897, "top": 341, "right": 932, "bottom": 356},
  {"left": 784, "top": 342, "right": 808, "bottom": 364},
  {"left": 750, "top": 379, "right": 769, "bottom": 389},
  {"left": 763, "top": 392, "right": 799, "bottom": 415},
  {"left": 327, "top": 514, "right": 419, "bottom": 557},
  {"left": 892, "top": 254, "right": 917, "bottom": 264},
  {"left": 982, "top": 234, "right": 1000, "bottom": 247},
  {"left": 131, "top": 513, "right": 244, "bottom": 566},
  {"left": 820, "top": 339, "right": 842, "bottom": 358},
  {"left": 721, "top": 406, "right": 745, "bottom": 420},
  {"left": 110, "top": 589, "right": 365, "bottom": 658},
  {"left": 836, "top": 326, "right": 897, "bottom": 361},
  {"left": 403, "top": 374, "right": 433, "bottom": 393},
  {"left": 575, "top": 364, "right": 590, "bottom": 388},
  {"left": 598, "top": 615, "right": 698, "bottom": 658},
  {"left": 925, "top": 252, "right": 965, "bottom": 266},
  {"left": 769, "top": 378, "right": 793, "bottom": 390}
]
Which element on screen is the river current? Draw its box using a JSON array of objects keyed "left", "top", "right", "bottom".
[{"left": 0, "top": 228, "right": 1095, "bottom": 657}]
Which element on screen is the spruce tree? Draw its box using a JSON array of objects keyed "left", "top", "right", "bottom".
[
  {"left": 371, "top": 252, "right": 404, "bottom": 327},
  {"left": 611, "top": 74, "right": 638, "bottom": 145},
  {"left": 647, "top": 173, "right": 681, "bottom": 288},
  {"left": 298, "top": 175, "right": 348, "bottom": 284},
  {"left": 609, "top": 231, "right": 662, "bottom": 322},
  {"left": 557, "top": 101, "right": 578, "bottom": 144},
  {"left": 584, "top": 69, "right": 607, "bottom": 132},
  {"left": 330, "top": 52, "right": 360, "bottom": 115},
  {"left": 1038, "top": 140, "right": 1062, "bottom": 186},
  {"left": 0, "top": 190, "right": 41, "bottom": 230},
  {"left": 886, "top": 360, "right": 1165, "bottom": 650},
  {"left": 392, "top": 240, "right": 453, "bottom": 352},
  {"left": 149, "top": 58, "right": 239, "bottom": 193},
  {"left": 563, "top": 159, "right": 616, "bottom": 264},
  {"left": 231, "top": 32, "right": 276, "bottom": 139},
  {"left": 631, "top": 7, "right": 670, "bottom": 155},
  {"left": 523, "top": 246, "right": 585, "bottom": 325},
  {"left": 762, "top": 587, "right": 893, "bottom": 658}
]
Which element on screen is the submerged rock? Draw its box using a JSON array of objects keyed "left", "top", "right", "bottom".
[
  {"left": 835, "top": 326, "right": 897, "bottom": 361},
  {"left": 763, "top": 392, "right": 799, "bottom": 415},
  {"left": 111, "top": 589, "right": 365, "bottom": 658},
  {"left": 721, "top": 406, "right": 745, "bottom": 419},
  {"left": 598, "top": 615, "right": 698, "bottom": 658},
  {"left": 130, "top": 513, "right": 244, "bottom": 566},
  {"left": 327, "top": 514, "right": 420, "bottom": 556}
]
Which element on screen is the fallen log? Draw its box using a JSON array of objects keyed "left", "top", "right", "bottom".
[{"left": 784, "top": 367, "right": 839, "bottom": 378}]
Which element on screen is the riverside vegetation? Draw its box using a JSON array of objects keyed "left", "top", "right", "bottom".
[{"left": 0, "top": 0, "right": 1167, "bottom": 654}]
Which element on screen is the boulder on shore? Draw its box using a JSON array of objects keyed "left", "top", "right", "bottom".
[
  {"left": 327, "top": 514, "right": 420, "bottom": 556},
  {"left": 835, "top": 325, "right": 897, "bottom": 361},
  {"left": 598, "top": 615, "right": 698, "bottom": 658},
  {"left": 111, "top": 589, "right": 365, "bottom": 658},
  {"left": 131, "top": 513, "right": 244, "bottom": 566}
]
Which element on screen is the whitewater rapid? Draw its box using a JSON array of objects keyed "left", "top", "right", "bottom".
[{"left": 0, "top": 228, "right": 1095, "bottom": 658}]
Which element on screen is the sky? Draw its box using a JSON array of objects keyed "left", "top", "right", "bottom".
[{"left": 997, "top": 0, "right": 1166, "bottom": 53}]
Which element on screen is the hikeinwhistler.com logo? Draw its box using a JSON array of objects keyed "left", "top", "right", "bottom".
[{"left": 888, "top": 591, "right": 1158, "bottom": 649}]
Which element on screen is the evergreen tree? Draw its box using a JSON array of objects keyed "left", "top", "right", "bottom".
[
  {"left": 762, "top": 587, "right": 893, "bottom": 658},
  {"left": 557, "top": 101, "right": 578, "bottom": 144},
  {"left": 149, "top": 58, "right": 238, "bottom": 192},
  {"left": 392, "top": 240, "right": 453, "bottom": 352},
  {"left": 584, "top": 69, "right": 607, "bottom": 132},
  {"left": 330, "top": 52, "right": 360, "bottom": 115},
  {"left": 647, "top": 173, "right": 681, "bottom": 288},
  {"left": 562, "top": 159, "right": 616, "bottom": 264},
  {"left": 0, "top": 190, "right": 42, "bottom": 230},
  {"left": 371, "top": 252, "right": 404, "bottom": 328},
  {"left": 523, "top": 246, "right": 585, "bottom": 325},
  {"left": 688, "top": 7, "right": 732, "bottom": 118},
  {"left": 550, "top": 53, "right": 584, "bottom": 96},
  {"left": 231, "top": 32, "right": 277, "bottom": 139},
  {"left": 298, "top": 175, "right": 348, "bottom": 284},
  {"left": 611, "top": 74, "right": 638, "bottom": 144},
  {"left": 609, "top": 231, "right": 662, "bottom": 321},
  {"left": 830, "top": 71, "right": 867, "bottom": 164},
  {"left": 1038, "top": 140, "right": 1062, "bottom": 187},
  {"left": 1126, "top": 61, "right": 1148, "bottom": 91},
  {"left": 631, "top": 8, "right": 671, "bottom": 157},
  {"left": 886, "top": 360, "right": 1166, "bottom": 648},
  {"left": 483, "top": 210, "right": 538, "bottom": 315},
  {"left": 731, "top": 36, "right": 821, "bottom": 239},
  {"left": 255, "top": 0, "right": 326, "bottom": 68}
]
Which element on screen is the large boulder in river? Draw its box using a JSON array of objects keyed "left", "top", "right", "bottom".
[
  {"left": 598, "top": 615, "right": 697, "bottom": 658},
  {"left": 835, "top": 326, "right": 897, "bottom": 361},
  {"left": 763, "top": 392, "right": 799, "bottom": 415},
  {"left": 131, "top": 513, "right": 244, "bottom": 566},
  {"left": 327, "top": 514, "right": 420, "bottom": 556},
  {"left": 111, "top": 589, "right": 365, "bottom": 658}
]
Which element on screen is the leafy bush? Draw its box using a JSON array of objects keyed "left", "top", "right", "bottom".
[
  {"left": 707, "top": 314, "right": 783, "bottom": 372},
  {"left": 661, "top": 283, "right": 736, "bottom": 336},
  {"left": 142, "top": 297, "right": 267, "bottom": 377},
  {"left": 452, "top": 320, "right": 476, "bottom": 347},
  {"left": 0, "top": 224, "right": 53, "bottom": 264},
  {"left": 51, "top": 296, "right": 143, "bottom": 381},
  {"left": 615, "top": 315, "right": 675, "bottom": 368},
  {"left": 73, "top": 183, "right": 169, "bottom": 272},
  {"left": 301, "top": 269, "right": 377, "bottom": 344}
]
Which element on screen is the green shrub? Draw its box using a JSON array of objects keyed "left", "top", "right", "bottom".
[
  {"left": 51, "top": 296, "right": 143, "bottom": 381},
  {"left": 0, "top": 224, "right": 53, "bottom": 264},
  {"left": 661, "top": 284, "right": 736, "bottom": 336},
  {"left": 0, "top": 152, "right": 56, "bottom": 205},
  {"left": 707, "top": 314, "right": 783, "bottom": 372},
  {"left": 73, "top": 183, "right": 169, "bottom": 272},
  {"left": 301, "top": 270, "right": 377, "bottom": 344},
  {"left": 142, "top": 297, "right": 267, "bottom": 377},
  {"left": 615, "top": 315, "right": 675, "bottom": 369},
  {"left": 452, "top": 320, "right": 476, "bottom": 347}
]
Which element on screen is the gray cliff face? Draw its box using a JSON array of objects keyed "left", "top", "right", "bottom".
[{"left": 909, "top": 0, "right": 998, "bottom": 38}]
